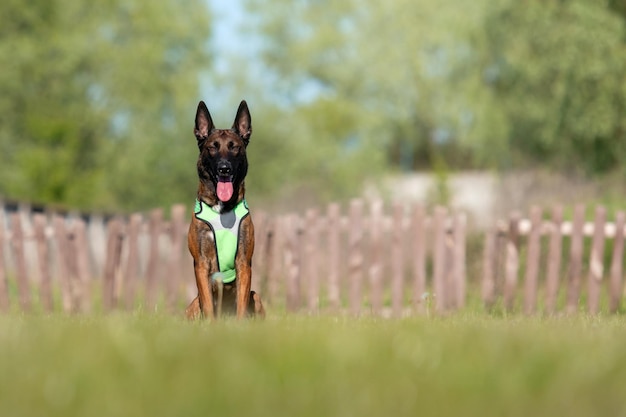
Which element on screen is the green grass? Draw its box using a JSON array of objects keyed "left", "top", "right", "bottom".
[{"left": 0, "top": 312, "right": 625, "bottom": 417}]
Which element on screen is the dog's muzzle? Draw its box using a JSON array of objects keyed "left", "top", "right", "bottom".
[{"left": 217, "top": 161, "right": 232, "bottom": 178}]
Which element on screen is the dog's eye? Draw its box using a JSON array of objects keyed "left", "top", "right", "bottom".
[
  {"left": 207, "top": 142, "right": 219, "bottom": 152},
  {"left": 228, "top": 142, "right": 241, "bottom": 153}
]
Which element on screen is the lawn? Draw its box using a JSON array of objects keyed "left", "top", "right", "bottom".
[{"left": 0, "top": 312, "right": 624, "bottom": 417}]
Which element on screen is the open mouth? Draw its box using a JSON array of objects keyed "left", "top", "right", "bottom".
[{"left": 216, "top": 176, "right": 234, "bottom": 202}]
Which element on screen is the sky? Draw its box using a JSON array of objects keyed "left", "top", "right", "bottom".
[
  {"left": 208, "top": 0, "right": 254, "bottom": 71},
  {"left": 200, "top": 0, "right": 265, "bottom": 114},
  {"left": 203, "top": 0, "right": 321, "bottom": 107}
]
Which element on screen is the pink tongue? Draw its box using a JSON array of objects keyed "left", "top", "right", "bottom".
[{"left": 216, "top": 181, "right": 234, "bottom": 202}]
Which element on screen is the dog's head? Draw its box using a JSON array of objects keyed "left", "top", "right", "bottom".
[{"left": 194, "top": 100, "right": 251, "bottom": 207}]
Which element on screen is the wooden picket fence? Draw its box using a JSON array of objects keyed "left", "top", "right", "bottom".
[
  {"left": 0, "top": 202, "right": 193, "bottom": 314},
  {"left": 253, "top": 200, "right": 467, "bottom": 316},
  {"left": 0, "top": 199, "right": 467, "bottom": 316},
  {"left": 482, "top": 205, "right": 625, "bottom": 315},
  {"left": 0, "top": 200, "right": 624, "bottom": 315}
]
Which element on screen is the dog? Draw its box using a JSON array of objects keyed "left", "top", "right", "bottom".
[{"left": 185, "top": 100, "right": 265, "bottom": 319}]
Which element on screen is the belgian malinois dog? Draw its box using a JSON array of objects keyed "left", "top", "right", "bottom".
[{"left": 185, "top": 100, "right": 265, "bottom": 319}]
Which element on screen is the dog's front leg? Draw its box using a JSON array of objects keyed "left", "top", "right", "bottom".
[
  {"left": 235, "top": 216, "right": 254, "bottom": 318},
  {"left": 188, "top": 220, "right": 216, "bottom": 319},
  {"left": 236, "top": 261, "right": 252, "bottom": 318},
  {"left": 194, "top": 259, "right": 215, "bottom": 319}
]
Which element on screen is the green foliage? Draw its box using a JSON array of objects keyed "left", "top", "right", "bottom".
[
  {"left": 244, "top": 0, "right": 491, "bottom": 170},
  {"left": 0, "top": 314, "right": 625, "bottom": 417},
  {"left": 244, "top": 97, "right": 386, "bottom": 209},
  {"left": 242, "top": 0, "right": 626, "bottom": 177},
  {"left": 483, "top": 0, "right": 626, "bottom": 173},
  {"left": 0, "top": 0, "right": 211, "bottom": 211},
  {"left": 2, "top": 0, "right": 626, "bottom": 211}
]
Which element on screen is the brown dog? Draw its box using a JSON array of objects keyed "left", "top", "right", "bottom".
[{"left": 185, "top": 100, "right": 265, "bottom": 319}]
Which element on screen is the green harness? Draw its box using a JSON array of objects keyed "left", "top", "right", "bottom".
[{"left": 194, "top": 199, "right": 250, "bottom": 284}]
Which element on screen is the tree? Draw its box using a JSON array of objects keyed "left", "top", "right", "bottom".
[
  {"left": 482, "top": 0, "right": 626, "bottom": 174},
  {"left": 242, "top": 0, "right": 498, "bottom": 171},
  {"left": 242, "top": 0, "right": 626, "bottom": 176},
  {"left": 0, "top": 0, "right": 212, "bottom": 210}
]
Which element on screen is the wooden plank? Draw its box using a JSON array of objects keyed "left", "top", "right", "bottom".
[
  {"left": 144, "top": 208, "right": 163, "bottom": 310},
  {"left": 326, "top": 203, "right": 341, "bottom": 312},
  {"left": 87, "top": 214, "right": 106, "bottom": 278},
  {"left": 609, "top": 211, "right": 625, "bottom": 313},
  {"left": 503, "top": 212, "right": 521, "bottom": 312},
  {"left": 432, "top": 206, "right": 448, "bottom": 313},
  {"left": 32, "top": 214, "right": 52, "bottom": 312},
  {"left": 71, "top": 218, "right": 91, "bottom": 313},
  {"left": 267, "top": 216, "right": 283, "bottom": 306},
  {"left": 52, "top": 215, "right": 73, "bottom": 313},
  {"left": 566, "top": 205, "right": 586, "bottom": 314},
  {"left": 523, "top": 206, "right": 542, "bottom": 315},
  {"left": 123, "top": 213, "right": 142, "bottom": 310},
  {"left": 166, "top": 204, "right": 186, "bottom": 311},
  {"left": 411, "top": 204, "right": 426, "bottom": 314},
  {"left": 391, "top": 202, "right": 404, "bottom": 317},
  {"left": 348, "top": 200, "right": 364, "bottom": 316},
  {"left": 481, "top": 227, "right": 497, "bottom": 310},
  {"left": 103, "top": 218, "right": 124, "bottom": 312},
  {"left": 545, "top": 206, "right": 563, "bottom": 315},
  {"left": 304, "top": 208, "right": 320, "bottom": 314},
  {"left": 0, "top": 207, "right": 9, "bottom": 312},
  {"left": 11, "top": 213, "right": 31, "bottom": 312},
  {"left": 285, "top": 214, "right": 301, "bottom": 312},
  {"left": 587, "top": 206, "right": 606, "bottom": 314},
  {"left": 252, "top": 210, "right": 268, "bottom": 296},
  {"left": 453, "top": 213, "right": 467, "bottom": 310},
  {"left": 59, "top": 218, "right": 84, "bottom": 313},
  {"left": 368, "top": 200, "right": 383, "bottom": 315}
]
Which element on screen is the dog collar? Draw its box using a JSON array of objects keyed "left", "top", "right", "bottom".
[{"left": 194, "top": 199, "right": 249, "bottom": 283}]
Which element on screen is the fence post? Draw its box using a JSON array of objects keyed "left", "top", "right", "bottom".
[
  {"left": 103, "top": 218, "right": 124, "bottom": 312},
  {"left": 609, "top": 211, "right": 625, "bottom": 313},
  {"left": 482, "top": 226, "right": 497, "bottom": 310},
  {"left": 566, "top": 205, "right": 585, "bottom": 314},
  {"left": 285, "top": 214, "right": 301, "bottom": 312},
  {"left": 326, "top": 203, "right": 341, "bottom": 312},
  {"left": 348, "top": 200, "right": 364, "bottom": 316},
  {"left": 144, "top": 208, "right": 163, "bottom": 311},
  {"left": 52, "top": 215, "right": 72, "bottom": 312},
  {"left": 11, "top": 213, "right": 31, "bottom": 312},
  {"left": 453, "top": 213, "right": 467, "bottom": 310},
  {"left": 523, "top": 206, "right": 542, "bottom": 315},
  {"left": 368, "top": 200, "right": 383, "bottom": 315},
  {"left": 391, "top": 202, "right": 405, "bottom": 317},
  {"left": 587, "top": 206, "right": 606, "bottom": 315},
  {"left": 267, "top": 216, "right": 283, "bottom": 306},
  {"left": 88, "top": 215, "right": 106, "bottom": 278},
  {"left": 167, "top": 204, "right": 186, "bottom": 311},
  {"left": 33, "top": 214, "right": 53, "bottom": 312},
  {"left": 432, "top": 206, "right": 448, "bottom": 313},
  {"left": 304, "top": 208, "right": 320, "bottom": 314},
  {"left": 252, "top": 210, "right": 269, "bottom": 296},
  {"left": 545, "top": 206, "right": 563, "bottom": 315},
  {"left": 412, "top": 204, "right": 427, "bottom": 314},
  {"left": 123, "top": 213, "right": 142, "bottom": 310},
  {"left": 504, "top": 212, "right": 521, "bottom": 312},
  {"left": 74, "top": 218, "right": 92, "bottom": 313}
]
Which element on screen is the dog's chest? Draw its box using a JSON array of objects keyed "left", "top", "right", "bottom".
[{"left": 193, "top": 199, "right": 249, "bottom": 283}]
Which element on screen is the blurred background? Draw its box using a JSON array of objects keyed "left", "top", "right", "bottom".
[{"left": 1, "top": 0, "right": 625, "bottom": 220}]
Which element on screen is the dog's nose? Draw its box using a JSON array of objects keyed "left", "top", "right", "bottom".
[{"left": 217, "top": 163, "right": 232, "bottom": 176}]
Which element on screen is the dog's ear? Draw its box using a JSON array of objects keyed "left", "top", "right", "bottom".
[
  {"left": 194, "top": 101, "right": 214, "bottom": 140},
  {"left": 232, "top": 100, "right": 252, "bottom": 145}
]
